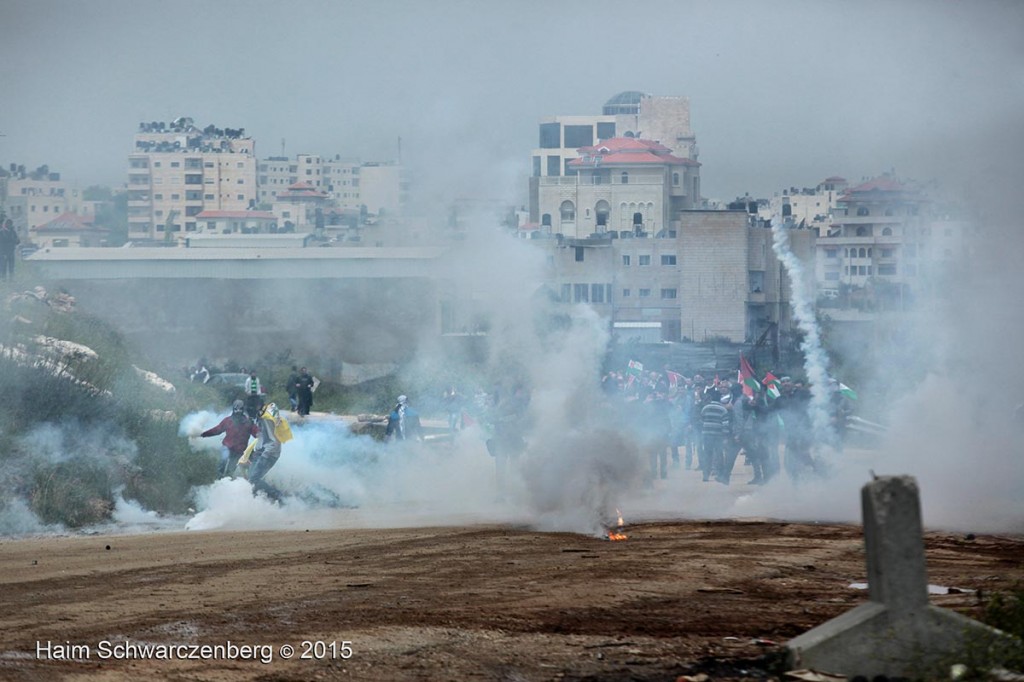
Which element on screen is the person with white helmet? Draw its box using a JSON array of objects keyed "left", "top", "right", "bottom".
[{"left": 385, "top": 394, "right": 422, "bottom": 442}]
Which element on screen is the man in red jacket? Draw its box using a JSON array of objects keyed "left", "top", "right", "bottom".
[{"left": 200, "top": 400, "right": 259, "bottom": 478}]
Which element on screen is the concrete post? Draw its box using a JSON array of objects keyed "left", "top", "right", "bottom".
[{"left": 786, "top": 475, "right": 1010, "bottom": 678}]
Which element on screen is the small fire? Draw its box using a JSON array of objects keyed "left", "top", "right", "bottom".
[{"left": 606, "top": 508, "right": 628, "bottom": 541}]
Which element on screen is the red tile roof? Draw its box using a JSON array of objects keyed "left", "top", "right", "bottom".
[
  {"left": 569, "top": 151, "right": 697, "bottom": 167},
  {"left": 579, "top": 137, "right": 672, "bottom": 154},
  {"left": 36, "top": 212, "right": 106, "bottom": 233},
  {"left": 195, "top": 210, "right": 277, "bottom": 220},
  {"left": 569, "top": 136, "right": 699, "bottom": 167}
]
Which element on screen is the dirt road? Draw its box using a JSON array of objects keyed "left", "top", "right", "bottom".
[{"left": 1, "top": 520, "right": 1022, "bottom": 681}]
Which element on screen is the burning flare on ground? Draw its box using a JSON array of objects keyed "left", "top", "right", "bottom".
[{"left": 606, "top": 508, "right": 628, "bottom": 541}]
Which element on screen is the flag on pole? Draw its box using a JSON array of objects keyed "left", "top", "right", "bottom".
[
  {"left": 626, "top": 360, "right": 644, "bottom": 377},
  {"left": 738, "top": 354, "right": 761, "bottom": 398},
  {"left": 763, "top": 372, "right": 782, "bottom": 400},
  {"left": 461, "top": 410, "right": 477, "bottom": 428},
  {"left": 665, "top": 370, "right": 683, "bottom": 390},
  {"left": 839, "top": 382, "right": 858, "bottom": 400}
]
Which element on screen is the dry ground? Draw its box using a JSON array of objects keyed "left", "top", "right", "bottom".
[{"left": 1, "top": 519, "right": 1022, "bottom": 681}]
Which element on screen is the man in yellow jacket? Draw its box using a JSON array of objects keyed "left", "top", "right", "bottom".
[{"left": 239, "top": 402, "right": 293, "bottom": 502}]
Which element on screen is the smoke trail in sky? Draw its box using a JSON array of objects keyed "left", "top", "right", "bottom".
[{"left": 770, "top": 217, "right": 835, "bottom": 447}]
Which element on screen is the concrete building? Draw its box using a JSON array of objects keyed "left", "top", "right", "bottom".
[
  {"left": 541, "top": 210, "right": 815, "bottom": 344},
  {"left": 759, "top": 176, "right": 849, "bottom": 234},
  {"left": 194, "top": 209, "right": 279, "bottom": 234},
  {"left": 256, "top": 156, "right": 298, "bottom": 206},
  {"left": 127, "top": 118, "right": 257, "bottom": 240},
  {"left": 535, "top": 137, "right": 701, "bottom": 239},
  {"left": 815, "top": 176, "right": 934, "bottom": 301},
  {"left": 530, "top": 91, "right": 700, "bottom": 225}
]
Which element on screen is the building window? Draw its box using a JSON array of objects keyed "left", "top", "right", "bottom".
[
  {"left": 621, "top": 171, "right": 629, "bottom": 184},
  {"left": 749, "top": 271, "right": 765, "bottom": 292},
  {"left": 560, "top": 200, "right": 575, "bottom": 222},
  {"left": 857, "top": 207, "right": 869, "bottom": 216},
  {"left": 547, "top": 156, "right": 561, "bottom": 176},
  {"left": 882, "top": 227, "right": 893, "bottom": 236},
  {"left": 591, "top": 284, "right": 605, "bottom": 303},
  {"left": 858, "top": 248, "right": 866, "bottom": 258},
  {"left": 573, "top": 283, "right": 589, "bottom": 303},
  {"left": 661, "top": 255, "right": 676, "bottom": 265},
  {"left": 204, "top": 194, "right": 214, "bottom": 200},
  {"left": 673, "top": 172, "right": 680, "bottom": 185},
  {"left": 539, "top": 122, "right": 560, "bottom": 149},
  {"left": 622, "top": 255, "right": 631, "bottom": 266},
  {"left": 575, "top": 247, "right": 584, "bottom": 262},
  {"left": 622, "top": 288, "right": 631, "bottom": 297},
  {"left": 564, "top": 125, "right": 593, "bottom": 148},
  {"left": 881, "top": 248, "right": 893, "bottom": 258},
  {"left": 878, "top": 264, "right": 897, "bottom": 275},
  {"left": 660, "top": 288, "right": 677, "bottom": 299},
  {"left": 639, "top": 288, "right": 651, "bottom": 298},
  {"left": 596, "top": 122, "right": 615, "bottom": 140},
  {"left": 825, "top": 248, "right": 837, "bottom": 258},
  {"left": 638, "top": 255, "right": 651, "bottom": 266}
]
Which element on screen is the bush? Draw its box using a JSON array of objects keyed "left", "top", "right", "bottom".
[{"left": 30, "top": 456, "right": 116, "bottom": 528}]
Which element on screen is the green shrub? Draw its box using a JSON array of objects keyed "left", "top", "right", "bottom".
[{"left": 30, "top": 456, "right": 116, "bottom": 528}]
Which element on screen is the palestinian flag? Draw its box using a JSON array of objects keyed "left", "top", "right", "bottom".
[
  {"left": 839, "top": 382, "right": 858, "bottom": 400},
  {"left": 626, "top": 359, "right": 644, "bottom": 377},
  {"left": 666, "top": 370, "right": 684, "bottom": 391},
  {"left": 739, "top": 354, "right": 761, "bottom": 398},
  {"left": 763, "top": 372, "right": 782, "bottom": 400}
]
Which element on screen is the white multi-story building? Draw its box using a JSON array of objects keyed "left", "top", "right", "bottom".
[
  {"left": 535, "top": 137, "right": 701, "bottom": 239},
  {"left": 816, "top": 176, "right": 926, "bottom": 294},
  {"left": 127, "top": 118, "right": 257, "bottom": 239},
  {"left": 529, "top": 91, "right": 700, "bottom": 225},
  {"left": 257, "top": 154, "right": 407, "bottom": 220},
  {"left": 1, "top": 168, "right": 79, "bottom": 237}
]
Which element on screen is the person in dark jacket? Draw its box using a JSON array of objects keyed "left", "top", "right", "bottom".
[
  {"left": 199, "top": 400, "right": 259, "bottom": 478},
  {"left": 0, "top": 218, "right": 19, "bottom": 281},
  {"left": 295, "top": 366, "right": 316, "bottom": 416}
]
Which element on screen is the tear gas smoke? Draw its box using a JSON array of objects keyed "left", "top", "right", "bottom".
[{"left": 770, "top": 217, "right": 835, "bottom": 448}]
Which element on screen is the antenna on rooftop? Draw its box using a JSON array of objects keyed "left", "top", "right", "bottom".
[{"left": 281, "top": 138, "right": 286, "bottom": 157}]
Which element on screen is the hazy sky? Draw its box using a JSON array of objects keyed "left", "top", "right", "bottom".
[{"left": 2, "top": 0, "right": 1022, "bottom": 202}]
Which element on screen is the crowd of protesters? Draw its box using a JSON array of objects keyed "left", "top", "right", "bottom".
[{"left": 600, "top": 361, "right": 854, "bottom": 486}]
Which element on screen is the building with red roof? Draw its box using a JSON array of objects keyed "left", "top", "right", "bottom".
[
  {"left": 31, "top": 212, "right": 109, "bottom": 248},
  {"left": 534, "top": 135, "right": 701, "bottom": 239}
]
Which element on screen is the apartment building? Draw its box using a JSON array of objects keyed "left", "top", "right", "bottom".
[
  {"left": 813, "top": 175, "right": 963, "bottom": 305},
  {"left": 126, "top": 119, "right": 257, "bottom": 239},
  {"left": 1, "top": 169, "right": 76, "bottom": 236},
  {"left": 257, "top": 153, "right": 406, "bottom": 222},
  {"left": 529, "top": 91, "right": 700, "bottom": 225}
]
